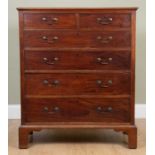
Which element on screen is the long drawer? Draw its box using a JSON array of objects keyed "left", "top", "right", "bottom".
[
  {"left": 25, "top": 73, "right": 131, "bottom": 96},
  {"left": 24, "top": 31, "right": 131, "bottom": 48},
  {"left": 25, "top": 50, "right": 131, "bottom": 70},
  {"left": 23, "top": 98, "right": 130, "bottom": 123}
]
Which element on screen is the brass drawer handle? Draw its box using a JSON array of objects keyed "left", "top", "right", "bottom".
[
  {"left": 96, "top": 57, "right": 113, "bottom": 65},
  {"left": 42, "top": 17, "right": 47, "bottom": 21},
  {"left": 43, "top": 106, "right": 49, "bottom": 112},
  {"left": 43, "top": 57, "right": 59, "bottom": 65},
  {"left": 96, "top": 106, "right": 113, "bottom": 113},
  {"left": 42, "top": 36, "right": 59, "bottom": 43},
  {"left": 97, "top": 17, "right": 113, "bottom": 25},
  {"left": 42, "top": 36, "right": 48, "bottom": 40},
  {"left": 96, "top": 80, "right": 113, "bottom": 88},
  {"left": 43, "top": 106, "right": 60, "bottom": 113},
  {"left": 43, "top": 79, "right": 60, "bottom": 87},
  {"left": 52, "top": 106, "right": 60, "bottom": 112},
  {"left": 42, "top": 17, "right": 59, "bottom": 25},
  {"left": 97, "top": 36, "right": 113, "bottom": 44},
  {"left": 52, "top": 80, "right": 60, "bottom": 86},
  {"left": 52, "top": 17, "right": 59, "bottom": 22}
]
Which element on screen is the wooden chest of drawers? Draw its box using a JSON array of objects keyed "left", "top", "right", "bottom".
[{"left": 17, "top": 8, "right": 137, "bottom": 149}]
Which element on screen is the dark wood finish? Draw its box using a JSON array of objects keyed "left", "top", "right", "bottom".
[
  {"left": 19, "top": 125, "right": 137, "bottom": 149},
  {"left": 24, "top": 13, "right": 76, "bottom": 29},
  {"left": 25, "top": 50, "right": 131, "bottom": 70},
  {"left": 24, "top": 31, "right": 131, "bottom": 48},
  {"left": 17, "top": 8, "right": 137, "bottom": 149},
  {"left": 23, "top": 98, "right": 130, "bottom": 123},
  {"left": 127, "top": 126, "right": 137, "bottom": 149},
  {"left": 25, "top": 73, "right": 130, "bottom": 96},
  {"left": 80, "top": 13, "right": 131, "bottom": 29}
]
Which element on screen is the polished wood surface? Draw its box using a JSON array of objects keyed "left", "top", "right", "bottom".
[
  {"left": 23, "top": 98, "right": 130, "bottom": 123},
  {"left": 25, "top": 73, "right": 130, "bottom": 96},
  {"left": 80, "top": 13, "right": 131, "bottom": 29},
  {"left": 25, "top": 50, "right": 131, "bottom": 70},
  {"left": 24, "top": 13, "right": 76, "bottom": 29},
  {"left": 17, "top": 8, "right": 137, "bottom": 149},
  {"left": 24, "top": 31, "right": 131, "bottom": 48},
  {"left": 9, "top": 119, "right": 145, "bottom": 155}
]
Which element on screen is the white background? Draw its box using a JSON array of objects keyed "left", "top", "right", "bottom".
[
  {"left": 0, "top": 0, "right": 8, "bottom": 154},
  {"left": 0, "top": 0, "right": 154, "bottom": 154}
]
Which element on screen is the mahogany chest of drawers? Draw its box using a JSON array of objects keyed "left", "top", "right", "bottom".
[{"left": 17, "top": 8, "right": 137, "bottom": 149}]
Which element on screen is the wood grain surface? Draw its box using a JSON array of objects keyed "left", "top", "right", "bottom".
[{"left": 17, "top": 8, "right": 137, "bottom": 149}]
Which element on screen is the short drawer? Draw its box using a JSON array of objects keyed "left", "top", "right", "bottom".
[
  {"left": 23, "top": 13, "right": 76, "bottom": 29},
  {"left": 23, "top": 98, "right": 130, "bottom": 123},
  {"left": 25, "top": 50, "right": 131, "bottom": 70},
  {"left": 80, "top": 13, "right": 131, "bottom": 29},
  {"left": 24, "top": 31, "right": 131, "bottom": 48},
  {"left": 25, "top": 73, "right": 131, "bottom": 96}
]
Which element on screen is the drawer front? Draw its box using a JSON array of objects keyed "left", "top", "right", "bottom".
[
  {"left": 24, "top": 31, "right": 131, "bottom": 48},
  {"left": 25, "top": 73, "right": 130, "bottom": 96},
  {"left": 23, "top": 98, "right": 130, "bottom": 123},
  {"left": 80, "top": 13, "right": 131, "bottom": 29},
  {"left": 25, "top": 50, "right": 131, "bottom": 70},
  {"left": 24, "top": 13, "right": 76, "bottom": 29}
]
